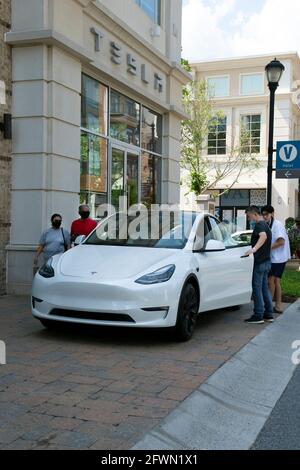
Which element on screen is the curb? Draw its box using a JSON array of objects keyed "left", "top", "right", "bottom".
[{"left": 132, "top": 300, "right": 300, "bottom": 450}]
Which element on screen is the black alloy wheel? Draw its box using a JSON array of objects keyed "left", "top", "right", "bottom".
[{"left": 175, "top": 282, "right": 199, "bottom": 342}]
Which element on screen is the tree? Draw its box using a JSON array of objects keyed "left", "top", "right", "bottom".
[{"left": 181, "top": 78, "right": 261, "bottom": 198}]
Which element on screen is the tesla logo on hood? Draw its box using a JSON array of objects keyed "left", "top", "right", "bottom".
[{"left": 91, "top": 272, "right": 98, "bottom": 275}]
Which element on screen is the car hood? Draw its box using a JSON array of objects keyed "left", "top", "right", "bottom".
[{"left": 59, "top": 245, "right": 179, "bottom": 279}]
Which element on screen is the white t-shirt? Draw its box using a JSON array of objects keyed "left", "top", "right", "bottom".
[{"left": 271, "top": 219, "right": 291, "bottom": 264}]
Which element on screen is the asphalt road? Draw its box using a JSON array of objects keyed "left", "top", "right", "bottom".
[{"left": 253, "top": 365, "right": 300, "bottom": 450}]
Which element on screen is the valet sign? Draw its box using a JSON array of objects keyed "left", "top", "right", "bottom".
[{"left": 276, "top": 141, "right": 300, "bottom": 179}]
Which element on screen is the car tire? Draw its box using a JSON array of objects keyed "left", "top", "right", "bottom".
[{"left": 174, "top": 282, "right": 199, "bottom": 342}]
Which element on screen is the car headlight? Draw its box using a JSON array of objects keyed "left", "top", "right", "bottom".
[
  {"left": 135, "top": 265, "right": 175, "bottom": 285},
  {"left": 39, "top": 258, "right": 55, "bottom": 279}
]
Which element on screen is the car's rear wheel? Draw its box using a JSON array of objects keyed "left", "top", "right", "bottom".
[{"left": 174, "top": 282, "right": 199, "bottom": 342}]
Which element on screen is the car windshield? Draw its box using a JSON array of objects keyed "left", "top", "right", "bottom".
[{"left": 85, "top": 211, "right": 197, "bottom": 249}]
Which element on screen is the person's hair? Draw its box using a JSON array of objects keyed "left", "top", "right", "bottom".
[
  {"left": 51, "top": 213, "right": 62, "bottom": 222},
  {"left": 262, "top": 205, "right": 275, "bottom": 214},
  {"left": 245, "top": 206, "right": 261, "bottom": 216},
  {"left": 79, "top": 204, "right": 90, "bottom": 212}
]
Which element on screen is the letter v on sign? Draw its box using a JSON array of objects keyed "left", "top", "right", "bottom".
[{"left": 284, "top": 145, "right": 294, "bottom": 160}]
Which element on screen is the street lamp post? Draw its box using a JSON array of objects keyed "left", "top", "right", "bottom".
[{"left": 265, "top": 58, "right": 285, "bottom": 205}]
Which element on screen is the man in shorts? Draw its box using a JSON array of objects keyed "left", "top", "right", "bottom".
[{"left": 262, "top": 205, "right": 291, "bottom": 314}]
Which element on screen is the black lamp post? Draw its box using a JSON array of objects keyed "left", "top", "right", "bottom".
[{"left": 265, "top": 58, "right": 285, "bottom": 205}]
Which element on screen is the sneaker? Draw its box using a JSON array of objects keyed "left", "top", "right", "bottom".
[
  {"left": 264, "top": 317, "right": 274, "bottom": 323},
  {"left": 244, "top": 316, "right": 264, "bottom": 324}
]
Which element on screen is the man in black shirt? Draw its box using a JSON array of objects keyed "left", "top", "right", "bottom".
[{"left": 244, "top": 206, "right": 273, "bottom": 324}]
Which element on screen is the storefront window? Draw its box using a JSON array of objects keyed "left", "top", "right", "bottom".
[
  {"left": 81, "top": 74, "right": 108, "bottom": 135},
  {"left": 80, "top": 131, "right": 108, "bottom": 199},
  {"left": 141, "top": 107, "right": 162, "bottom": 154},
  {"left": 141, "top": 152, "right": 161, "bottom": 207},
  {"left": 81, "top": 75, "right": 162, "bottom": 210},
  {"left": 220, "top": 189, "right": 250, "bottom": 208},
  {"left": 110, "top": 90, "right": 140, "bottom": 146}
]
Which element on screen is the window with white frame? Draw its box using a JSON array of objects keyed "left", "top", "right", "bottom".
[
  {"left": 241, "top": 114, "right": 261, "bottom": 154},
  {"left": 240, "top": 73, "right": 264, "bottom": 96},
  {"left": 207, "top": 76, "right": 229, "bottom": 98},
  {"left": 208, "top": 117, "right": 227, "bottom": 155},
  {"left": 135, "top": 0, "right": 161, "bottom": 24}
]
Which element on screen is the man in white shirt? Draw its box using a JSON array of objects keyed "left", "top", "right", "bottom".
[{"left": 262, "top": 205, "right": 291, "bottom": 314}]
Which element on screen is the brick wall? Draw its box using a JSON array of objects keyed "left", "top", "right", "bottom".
[{"left": 0, "top": 0, "right": 11, "bottom": 295}]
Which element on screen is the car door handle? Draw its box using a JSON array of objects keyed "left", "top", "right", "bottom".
[{"left": 240, "top": 255, "right": 250, "bottom": 258}]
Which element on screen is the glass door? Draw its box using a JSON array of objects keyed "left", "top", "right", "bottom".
[
  {"left": 111, "top": 146, "right": 140, "bottom": 209},
  {"left": 111, "top": 148, "right": 125, "bottom": 208},
  {"left": 127, "top": 152, "right": 139, "bottom": 207}
]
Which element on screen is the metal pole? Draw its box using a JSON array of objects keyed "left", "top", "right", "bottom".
[{"left": 267, "top": 84, "right": 277, "bottom": 205}]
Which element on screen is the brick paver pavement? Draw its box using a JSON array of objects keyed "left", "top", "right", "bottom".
[{"left": 0, "top": 295, "right": 281, "bottom": 450}]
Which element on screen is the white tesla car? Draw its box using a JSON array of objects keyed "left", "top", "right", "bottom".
[{"left": 32, "top": 211, "right": 253, "bottom": 341}]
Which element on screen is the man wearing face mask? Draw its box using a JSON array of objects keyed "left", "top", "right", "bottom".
[
  {"left": 244, "top": 206, "right": 273, "bottom": 324},
  {"left": 34, "top": 214, "right": 70, "bottom": 265},
  {"left": 71, "top": 205, "right": 97, "bottom": 243}
]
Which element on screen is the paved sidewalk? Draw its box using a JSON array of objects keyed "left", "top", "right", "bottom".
[{"left": 0, "top": 295, "right": 287, "bottom": 450}]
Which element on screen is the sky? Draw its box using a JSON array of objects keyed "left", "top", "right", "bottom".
[{"left": 182, "top": 0, "right": 300, "bottom": 62}]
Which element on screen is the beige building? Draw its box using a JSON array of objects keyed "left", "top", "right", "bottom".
[
  {"left": 4, "top": 0, "right": 189, "bottom": 294},
  {"left": 0, "top": 0, "right": 12, "bottom": 295},
  {"left": 181, "top": 53, "right": 300, "bottom": 229}
]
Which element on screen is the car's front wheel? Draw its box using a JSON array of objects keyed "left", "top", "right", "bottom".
[{"left": 174, "top": 282, "right": 199, "bottom": 342}]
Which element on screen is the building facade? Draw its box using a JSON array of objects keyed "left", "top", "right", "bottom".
[
  {"left": 5, "top": 0, "right": 189, "bottom": 294},
  {"left": 181, "top": 53, "right": 300, "bottom": 230},
  {"left": 0, "top": 0, "right": 12, "bottom": 295}
]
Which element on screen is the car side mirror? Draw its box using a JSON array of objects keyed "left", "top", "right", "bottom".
[
  {"left": 74, "top": 235, "right": 86, "bottom": 246},
  {"left": 203, "top": 239, "right": 226, "bottom": 252}
]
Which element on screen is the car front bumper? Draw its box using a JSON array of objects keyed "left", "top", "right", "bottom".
[{"left": 31, "top": 274, "right": 180, "bottom": 328}]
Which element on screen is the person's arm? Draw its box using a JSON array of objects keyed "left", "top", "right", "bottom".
[
  {"left": 271, "top": 223, "right": 286, "bottom": 251},
  {"left": 245, "top": 232, "right": 267, "bottom": 257},
  {"left": 272, "top": 238, "right": 285, "bottom": 250},
  {"left": 34, "top": 231, "right": 46, "bottom": 264},
  {"left": 34, "top": 245, "right": 44, "bottom": 264}
]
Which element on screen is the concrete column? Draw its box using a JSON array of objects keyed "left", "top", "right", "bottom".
[
  {"left": 7, "top": 45, "right": 81, "bottom": 294},
  {"left": 161, "top": 112, "right": 182, "bottom": 205}
]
